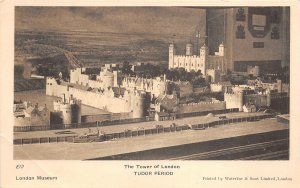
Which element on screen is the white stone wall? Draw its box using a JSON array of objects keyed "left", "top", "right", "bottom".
[
  {"left": 68, "top": 87, "right": 130, "bottom": 113},
  {"left": 14, "top": 115, "right": 50, "bottom": 126},
  {"left": 172, "top": 55, "right": 205, "bottom": 73},
  {"left": 46, "top": 79, "right": 130, "bottom": 113},
  {"left": 224, "top": 92, "right": 244, "bottom": 111}
]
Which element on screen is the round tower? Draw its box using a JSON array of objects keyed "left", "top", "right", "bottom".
[
  {"left": 60, "top": 103, "right": 72, "bottom": 127},
  {"left": 186, "top": 43, "right": 193, "bottom": 56},
  {"left": 101, "top": 71, "right": 114, "bottom": 88},
  {"left": 169, "top": 43, "right": 175, "bottom": 69},
  {"left": 132, "top": 91, "right": 145, "bottom": 118}
]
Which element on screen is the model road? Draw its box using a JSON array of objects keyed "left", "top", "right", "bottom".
[
  {"left": 90, "top": 129, "right": 289, "bottom": 160},
  {"left": 167, "top": 139, "right": 289, "bottom": 160}
]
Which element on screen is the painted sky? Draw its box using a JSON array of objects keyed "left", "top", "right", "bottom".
[{"left": 15, "top": 7, "right": 206, "bottom": 36}]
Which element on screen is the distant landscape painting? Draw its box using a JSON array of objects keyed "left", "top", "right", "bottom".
[{"left": 14, "top": 7, "right": 290, "bottom": 160}]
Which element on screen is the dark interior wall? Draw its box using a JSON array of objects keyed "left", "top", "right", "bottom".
[
  {"left": 207, "top": 8, "right": 225, "bottom": 55},
  {"left": 207, "top": 7, "right": 289, "bottom": 71},
  {"left": 281, "top": 7, "right": 290, "bottom": 67},
  {"left": 234, "top": 60, "right": 281, "bottom": 73}
]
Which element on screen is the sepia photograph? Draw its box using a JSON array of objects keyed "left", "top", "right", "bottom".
[{"left": 13, "top": 6, "right": 290, "bottom": 161}]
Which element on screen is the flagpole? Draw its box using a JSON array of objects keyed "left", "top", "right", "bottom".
[{"left": 196, "top": 31, "right": 200, "bottom": 54}]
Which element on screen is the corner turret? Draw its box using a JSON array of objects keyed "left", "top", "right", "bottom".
[
  {"left": 186, "top": 43, "right": 193, "bottom": 56},
  {"left": 132, "top": 91, "right": 146, "bottom": 118},
  {"left": 169, "top": 43, "right": 176, "bottom": 69},
  {"left": 200, "top": 44, "right": 209, "bottom": 75},
  {"left": 218, "top": 42, "right": 225, "bottom": 56}
]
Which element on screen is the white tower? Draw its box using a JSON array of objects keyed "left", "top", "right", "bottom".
[
  {"left": 169, "top": 43, "right": 175, "bottom": 69},
  {"left": 46, "top": 77, "right": 56, "bottom": 96}
]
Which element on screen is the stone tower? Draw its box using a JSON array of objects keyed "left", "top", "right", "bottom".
[
  {"left": 218, "top": 42, "right": 225, "bottom": 56},
  {"left": 200, "top": 44, "right": 209, "bottom": 75},
  {"left": 52, "top": 94, "right": 82, "bottom": 128},
  {"left": 46, "top": 77, "right": 56, "bottom": 96},
  {"left": 168, "top": 43, "right": 175, "bottom": 69},
  {"left": 224, "top": 91, "right": 244, "bottom": 112},
  {"left": 132, "top": 91, "right": 145, "bottom": 118}
]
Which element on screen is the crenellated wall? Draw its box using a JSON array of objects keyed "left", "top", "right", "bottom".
[
  {"left": 122, "top": 76, "right": 168, "bottom": 98},
  {"left": 244, "top": 94, "right": 269, "bottom": 108},
  {"left": 46, "top": 77, "right": 146, "bottom": 118},
  {"left": 15, "top": 114, "right": 50, "bottom": 127},
  {"left": 178, "top": 101, "right": 226, "bottom": 113},
  {"left": 88, "top": 79, "right": 105, "bottom": 89},
  {"left": 68, "top": 87, "right": 130, "bottom": 113},
  {"left": 70, "top": 68, "right": 120, "bottom": 90}
]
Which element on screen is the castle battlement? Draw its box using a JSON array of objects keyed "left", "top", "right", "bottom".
[
  {"left": 54, "top": 97, "right": 81, "bottom": 106},
  {"left": 179, "top": 101, "right": 225, "bottom": 107},
  {"left": 224, "top": 92, "right": 243, "bottom": 96},
  {"left": 224, "top": 91, "right": 243, "bottom": 111},
  {"left": 224, "top": 92, "right": 235, "bottom": 95},
  {"left": 174, "top": 55, "right": 201, "bottom": 58},
  {"left": 68, "top": 85, "right": 148, "bottom": 100},
  {"left": 46, "top": 72, "right": 147, "bottom": 117}
]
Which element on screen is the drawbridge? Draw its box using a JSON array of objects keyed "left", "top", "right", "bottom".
[{"left": 64, "top": 51, "right": 81, "bottom": 69}]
